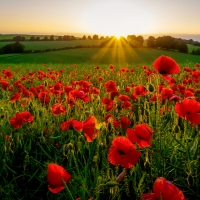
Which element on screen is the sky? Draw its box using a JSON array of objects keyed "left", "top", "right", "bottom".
[{"left": 0, "top": 0, "right": 200, "bottom": 38}]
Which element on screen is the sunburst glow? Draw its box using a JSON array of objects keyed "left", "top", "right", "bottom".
[{"left": 84, "top": 0, "right": 153, "bottom": 37}]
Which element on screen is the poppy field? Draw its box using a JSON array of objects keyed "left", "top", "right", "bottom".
[{"left": 0, "top": 56, "right": 200, "bottom": 200}]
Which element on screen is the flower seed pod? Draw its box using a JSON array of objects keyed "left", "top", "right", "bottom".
[
  {"left": 67, "top": 143, "right": 73, "bottom": 150},
  {"left": 174, "top": 124, "right": 180, "bottom": 133},
  {"left": 148, "top": 84, "right": 155, "bottom": 92},
  {"left": 105, "top": 181, "right": 119, "bottom": 187},
  {"left": 116, "top": 170, "right": 126, "bottom": 183}
]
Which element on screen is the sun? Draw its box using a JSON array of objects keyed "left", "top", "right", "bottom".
[
  {"left": 84, "top": 0, "right": 153, "bottom": 37},
  {"left": 115, "top": 35, "right": 121, "bottom": 39}
]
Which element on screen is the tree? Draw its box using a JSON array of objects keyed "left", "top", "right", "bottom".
[
  {"left": 29, "top": 36, "right": 36, "bottom": 41},
  {"left": 127, "top": 35, "right": 143, "bottom": 47},
  {"left": 88, "top": 35, "right": 92, "bottom": 40},
  {"left": 93, "top": 34, "right": 99, "bottom": 40},
  {"left": 50, "top": 35, "right": 54, "bottom": 41},
  {"left": 63, "top": 35, "right": 71, "bottom": 40},
  {"left": 71, "top": 36, "right": 76, "bottom": 40},
  {"left": 100, "top": 36, "right": 105, "bottom": 40},
  {"left": 43, "top": 36, "right": 49, "bottom": 41},
  {"left": 57, "top": 36, "right": 63, "bottom": 41},
  {"left": 82, "top": 35, "right": 86, "bottom": 40},
  {"left": 35, "top": 37, "right": 40, "bottom": 41},
  {"left": 175, "top": 42, "right": 188, "bottom": 53},
  {"left": 147, "top": 36, "right": 156, "bottom": 48},
  {"left": 12, "top": 35, "right": 25, "bottom": 41},
  {"left": 136, "top": 35, "right": 144, "bottom": 46},
  {"left": 0, "top": 42, "right": 25, "bottom": 54}
]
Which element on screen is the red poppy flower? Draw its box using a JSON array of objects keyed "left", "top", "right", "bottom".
[
  {"left": 108, "top": 136, "right": 141, "bottom": 168},
  {"left": 110, "top": 90, "right": 119, "bottom": 99},
  {"left": 101, "top": 97, "right": 113, "bottom": 111},
  {"left": 51, "top": 103, "right": 67, "bottom": 116},
  {"left": 1, "top": 80, "right": 9, "bottom": 90},
  {"left": 21, "top": 111, "right": 34, "bottom": 123},
  {"left": 126, "top": 124, "right": 154, "bottom": 148},
  {"left": 82, "top": 116, "right": 99, "bottom": 142},
  {"left": 9, "top": 113, "right": 24, "bottom": 128},
  {"left": 169, "top": 95, "right": 182, "bottom": 102},
  {"left": 9, "top": 92, "right": 21, "bottom": 103},
  {"left": 9, "top": 111, "right": 34, "bottom": 128},
  {"left": 153, "top": 55, "right": 180, "bottom": 75},
  {"left": 104, "top": 80, "right": 117, "bottom": 93},
  {"left": 140, "top": 177, "right": 185, "bottom": 200},
  {"left": 60, "top": 119, "right": 83, "bottom": 131},
  {"left": 118, "top": 94, "right": 130, "bottom": 101},
  {"left": 68, "top": 90, "right": 89, "bottom": 103},
  {"left": 105, "top": 114, "right": 114, "bottom": 123},
  {"left": 184, "top": 90, "right": 194, "bottom": 98},
  {"left": 72, "top": 116, "right": 98, "bottom": 142},
  {"left": 125, "top": 86, "right": 131, "bottom": 93},
  {"left": 47, "top": 163, "right": 71, "bottom": 194},
  {"left": 90, "top": 87, "right": 100, "bottom": 95},
  {"left": 121, "top": 101, "right": 132, "bottom": 109},
  {"left": 161, "top": 88, "right": 174, "bottom": 100},
  {"left": 120, "top": 116, "right": 131, "bottom": 129},
  {"left": 3, "top": 70, "right": 13, "bottom": 79},
  {"left": 38, "top": 91, "right": 50, "bottom": 105},
  {"left": 134, "top": 85, "right": 148, "bottom": 97},
  {"left": 175, "top": 99, "right": 200, "bottom": 124},
  {"left": 60, "top": 119, "right": 74, "bottom": 131}
]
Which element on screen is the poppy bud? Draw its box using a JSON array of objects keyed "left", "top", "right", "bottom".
[
  {"left": 170, "top": 154, "right": 177, "bottom": 164},
  {"left": 174, "top": 124, "right": 180, "bottom": 133},
  {"left": 116, "top": 170, "right": 126, "bottom": 183},
  {"left": 67, "top": 143, "right": 73, "bottom": 150},
  {"left": 97, "top": 176, "right": 103, "bottom": 184},
  {"left": 40, "top": 136, "right": 45, "bottom": 144},
  {"left": 93, "top": 155, "right": 98, "bottom": 163},
  {"left": 105, "top": 181, "right": 119, "bottom": 187},
  {"left": 108, "top": 122, "right": 112, "bottom": 132},
  {"left": 148, "top": 84, "right": 155, "bottom": 92}
]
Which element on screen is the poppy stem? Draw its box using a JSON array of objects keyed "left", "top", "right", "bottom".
[{"left": 62, "top": 177, "right": 75, "bottom": 200}]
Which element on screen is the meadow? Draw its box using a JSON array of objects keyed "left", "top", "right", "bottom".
[
  {"left": 0, "top": 47, "right": 200, "bottom": 66},
  {"left": 0, "top": 40, "right": 102, "bottom": 51},
  {"left": 0, "top": 54, "right": 200, "bottom": 199}
]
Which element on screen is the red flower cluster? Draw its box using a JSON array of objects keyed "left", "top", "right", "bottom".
[
  {"left": 51, "top": 103, "right": 66, "bottom": 116},
  {"left": 9, "top": 111, "right": 34, "bottom": 128}
]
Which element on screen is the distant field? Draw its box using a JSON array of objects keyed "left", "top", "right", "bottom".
[
  {"left": 0, "top": 47, "right": 199, "bottom": 67},
  {"left": 0, "top": 35, "right": 56, "bottom": 40},
  {"left": 0, "top": 40, "right": 102, "bottom": 50},
  {"left": 187, "top": 44, "right": 200, "bottom": 53}
]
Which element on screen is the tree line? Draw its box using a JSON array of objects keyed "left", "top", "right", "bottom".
[
  {"left": 1, "top": 34, "right": 200, "bottom": 55},
  {"left": 0, "top": 34, "right": 109, "bottom": 42},
  {"left": 146, "top": 36, "right": 188, "bottom": 53}
]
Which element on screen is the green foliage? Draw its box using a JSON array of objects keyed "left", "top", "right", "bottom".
[{"left": 0, "top": 42, "right": 25, "bottom": 54}]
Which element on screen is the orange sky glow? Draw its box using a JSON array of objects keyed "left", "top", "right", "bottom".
[{"left": 0, "top": 0, "right": 200, "bottom": 39}]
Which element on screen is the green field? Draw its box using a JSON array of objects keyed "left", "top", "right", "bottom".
[
  {"left": 187, "top": 44, "right": 200, "bottom": 53},
  {"left": 0, "top": 40, "right": 102, "bottom": 50},
  {"left": 0, "top": 35, "right": 50, "bottom": 40},
  {"left": 0, "top": 47, "right": 199, "bottom": 67}
]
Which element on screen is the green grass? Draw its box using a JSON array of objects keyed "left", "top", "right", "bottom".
[
  {"left": 187, "top": 44, "right": 200, "bottom": 53},
  {"left": 0, "top": 47, "right": 199, "bottom": 67},
  {"left": 0, "top": 40, "right": 102, "bottom": 50}
]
